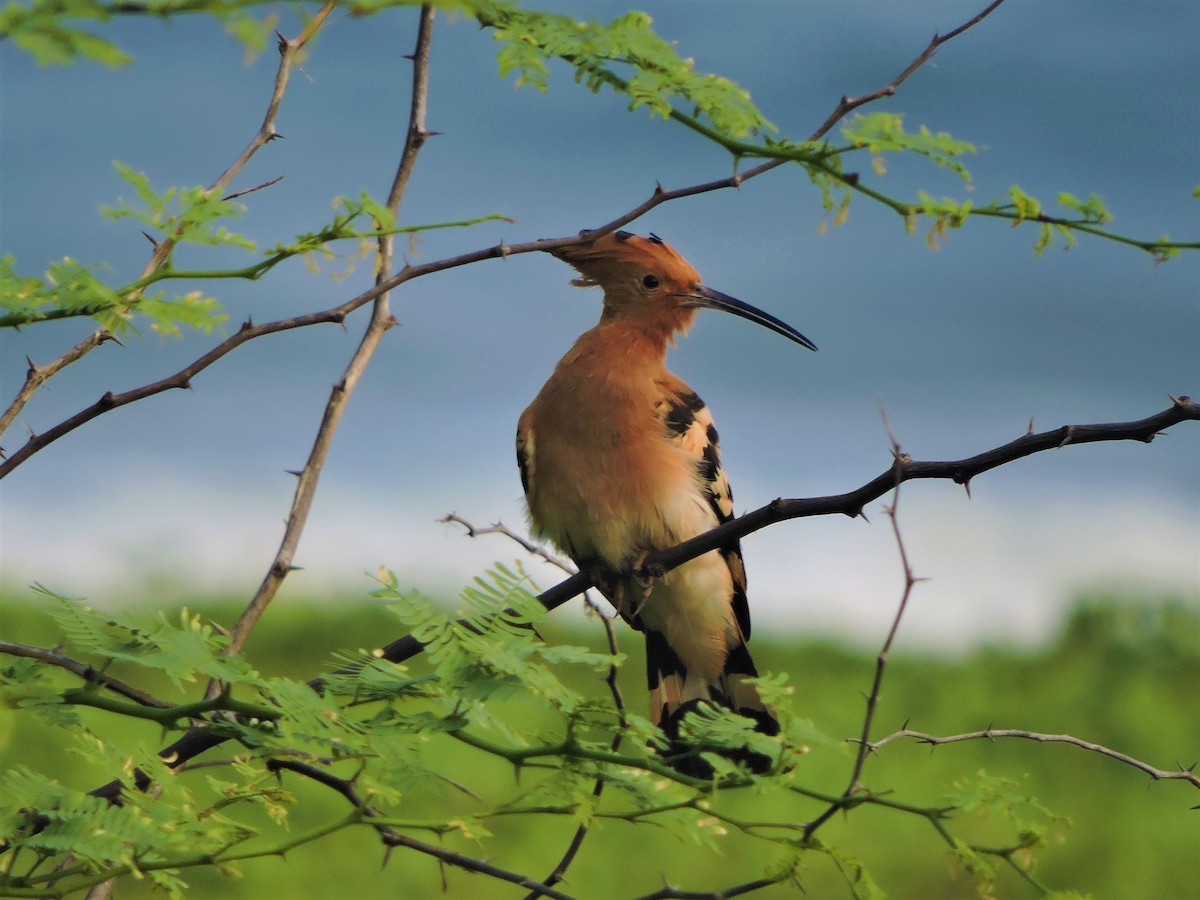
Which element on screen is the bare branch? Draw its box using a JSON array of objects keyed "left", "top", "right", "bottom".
[
  {"left": 440, "top": 513, "right": 578, "bottom": 575},
  {"left": 804, "top": 448, "right": 922, "bottom": 840},
  {"left": 634, "top": 877, "right": 783, "bottom": 900},
  {"left": 195, "top": 3, "right": 336, "bottom": 256},
  {"left": 220, "top": 175, "right": 285, "bottom": 202},
  {"left": 0, "top": 330, "right": 113, "bottom": 445},
  {"left": 870, "top": 728, "right": 1200, "bottom": 790},
  {"left": 222, "top": 5, "right": 437, "bottom": 656},
  {"left": 268, "top": 759, "right": 576, "bottom": 900},
  {"left": 638, "top": 396, "right": 1200, "bottom": 582},
  {"left": 0, "top": 310, "right": 352, "bottom": 479},
  {"left": 807, "top": 0, "right": 1008, "bottom": 140}
]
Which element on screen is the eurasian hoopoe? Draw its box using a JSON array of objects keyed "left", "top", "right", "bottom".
[{"left": 517, "top": 231, "right": 816, "bottom": 773}]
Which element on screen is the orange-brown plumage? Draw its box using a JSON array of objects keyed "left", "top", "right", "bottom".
[{"left": 517, "top": 231, "right": 815, "bottom": 773}]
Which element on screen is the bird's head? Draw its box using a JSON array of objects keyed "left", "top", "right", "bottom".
[{"left": 551, "top": 230, "right": 816, "bottom": 351}]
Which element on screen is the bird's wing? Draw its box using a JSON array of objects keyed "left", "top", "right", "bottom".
[
  {"left": 516, "top": 408, "right": 533, "bottom": 497},
  {"left": 655, "top": 381, "right": 751, "bottom": 641}
]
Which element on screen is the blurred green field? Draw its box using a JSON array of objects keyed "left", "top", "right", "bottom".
[{"left": 2, "top": 585, "right": 1197, "bottom": 899}]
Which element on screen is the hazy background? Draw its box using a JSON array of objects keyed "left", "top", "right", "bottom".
[{"left": 2, "top": 1, "right": 1197, "bottom": 648}]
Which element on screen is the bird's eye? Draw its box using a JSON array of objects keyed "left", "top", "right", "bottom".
[{"left": 642, "top": 274, "right": 660, "bottom": 290}]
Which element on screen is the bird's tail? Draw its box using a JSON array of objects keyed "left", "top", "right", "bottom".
[{"left": 645, "top": 630, "right": 779, "bottom": 776}]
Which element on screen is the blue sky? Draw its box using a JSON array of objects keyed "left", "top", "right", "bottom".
[{"left": 1, "top": 1, "right": 1197, "bottom": 647}]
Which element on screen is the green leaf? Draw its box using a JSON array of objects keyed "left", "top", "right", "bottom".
[
  {"left": 36, "top": 586, "right": 265, "bottom": 691},
  {"left": 842, "top": 112, "right": 976, "bottom": 182}
]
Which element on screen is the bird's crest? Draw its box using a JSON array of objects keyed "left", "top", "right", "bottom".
[
  {"left": 550, "top": 231, "right": 705, "bottom": 340},
  {"left": 548, "top": 230, "right": 818, "bottom": 352},
  {"left": 552, "top": 230, "right": 701, "bottom": 291}
]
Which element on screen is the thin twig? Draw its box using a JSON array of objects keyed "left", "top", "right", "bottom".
[
  {"left": 869, "top": 728, "right": 1200, "bottom": 790},
  {"left": 267, "top": 759, "right": 577, "bottom": 900},
  {"left": 804, "top": 425, "right": 922, "bottom": 840},
  {"left": 0, "top": 330, "right": 112, "bottom": 445},
  {"left": 0, "top": 3, "right": 333, "bottom": 458},
  {"left": 81, "top": 396, "right": 1199, "bottom": 804},
  {"left": 440, "top": 514, "right": 578, "bottom": 574},
  {"left": 438, "top": 513, "right": 622, "bottom": 898},
  {"left": 807, "top": 0, "right": 1008, "bottom": 140},
  {"left": 221, "top": 175, "right": 285, "bottom": 202},
  {"left": 221, "top": 6, "right": 436, "bottom": 657},
  {"left": 0, "top": 0, "right": 1010, "bottom": 474}
]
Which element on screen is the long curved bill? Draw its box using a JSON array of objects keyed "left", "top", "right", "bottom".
[{"left": 683, "top": 285, "right": 817, "bottom": 351}]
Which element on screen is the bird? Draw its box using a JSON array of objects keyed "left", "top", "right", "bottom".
[{"left": 516, "top": 230, "right": 816, "bottom": 774}]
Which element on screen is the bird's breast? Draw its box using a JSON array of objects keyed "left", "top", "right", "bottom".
[{"left": 523, "top": 363, "right": 713, "bottom": 568}]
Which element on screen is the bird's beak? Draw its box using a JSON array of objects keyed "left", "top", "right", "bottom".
[{"left": 682, "top": 285, "right": 818, "bottom": 351}]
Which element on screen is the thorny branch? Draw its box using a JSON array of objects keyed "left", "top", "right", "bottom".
[
  {"left": 71, "top": 397, "right": 1199, "bottom": 808},
  {"left": 632, "top": 396, "right": 1200, "bottom": 589},
  {"left": 216, "top": 4, "right": 435, "bottom": 658},
  {"left": 0, "top": 0, "right": 1012, "bottom": 479},
  {"left": 634, "top": 878, "right": 784, "bottom": 900},
  {"left": 263, "top": 759, "right": 580, "bottom": 900},
  {"left": 0, "top": 332, "right": 114, "bottom": 446},
  {"left": 3, "top": 2, "right": 1195, "bottom": 895},
  {"left": 436, "top": 514, "right": 624, "bottom": 899},
  {"left": 0, "top": 641, "right": 170, "bottom": 709},
  {"left": 806, "top": 0, "right": 1007, "bottom": 140},
  {"left": 869, "top": 728, "right": 1200, "bottom": 790},
  {"left": 804, "top": 427, "right": 922, "bottom": 841},
  {"left": 0, "top": 4, "right": 333, "bottom": 447}
]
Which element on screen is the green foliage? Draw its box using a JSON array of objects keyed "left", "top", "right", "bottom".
[
  {"left": 101, "top": 161, "right": 256, "bottom": 253},
  {"left": 3, "top": 0, "right": 1199, "bottom": 896},
  {"left": 4, "top": 583, "right": 1196, "bottom": 898},
  {"left": 477, "top": 3, "right": 775, "bottom": 139},
  {"left": 36, "top": 585, "right": 264, "bottom": 691},
  {"left": 842, "top": 112, "right": 976, "bottom": 182},
  {"left": 0, "top": 0, "right": 132, "bottom": 67},
  {"left": 0, "top": 171, "right": 508, "bottom": 333},
  {"left": 0, "top": 0, "right": 281, "bottom": 66}
]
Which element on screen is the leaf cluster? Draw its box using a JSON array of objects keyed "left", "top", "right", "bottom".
[
  {"left": 0, "top": 162, "right": 506, "bottom": 334},
  {"left": 0, "top": 572, "right": 1092, "bottom": 898},
  {"left": 0, "top": 0, "right": 278, "bottom": 67},
  {"left": 475, "top": 3, "right": 773, "bottom": 140}
]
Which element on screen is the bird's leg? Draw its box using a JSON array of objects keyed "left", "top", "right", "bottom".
[{"left": 626, "top": 548, "right": 661, "bottom": 619}]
